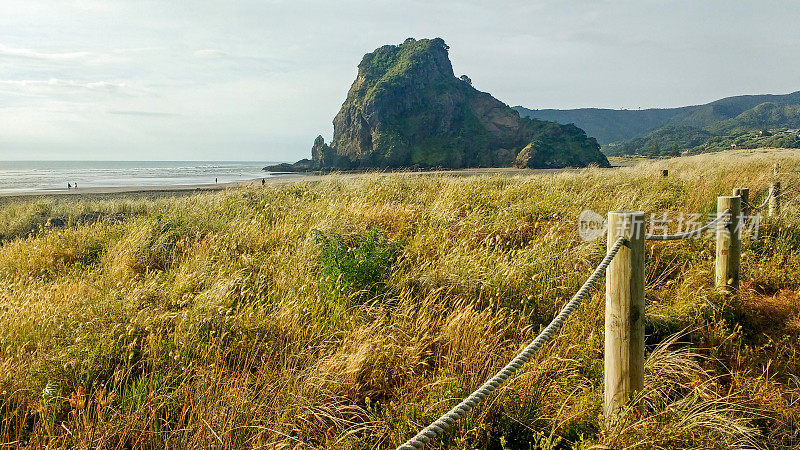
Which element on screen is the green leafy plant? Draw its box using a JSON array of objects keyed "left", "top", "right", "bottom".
[{"left": 313, "top": 226, "right": 402, "bottom": 301}]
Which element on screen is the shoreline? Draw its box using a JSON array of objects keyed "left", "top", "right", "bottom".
[
  {"left": 0, "top": 161, "right": 638, "bottom": 203},
  {"left": 0, "top": 174, "right": 318, "bottom": 202}
]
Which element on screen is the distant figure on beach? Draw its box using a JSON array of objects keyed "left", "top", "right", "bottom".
[
  {"left": 67, "top": 183, "right": 71, "bottom": 189},
  {"left": 215, "top": 178, "right": 218, "bottom": 183},
  {"left": 261, "top": 178, "right": 265, "bottom": 186},
  {"left": 74, "top": 183, "right": 78, "bottom": 189}
]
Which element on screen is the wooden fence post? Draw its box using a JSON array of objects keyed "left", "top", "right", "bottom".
[
  {"left": 769, "top": 182, "right": 781, "bottom": 217},
  {"left": 715, "top": 196, "right": 741, "bottom": 293},
  {"left": 733, "top": 188, "right": 750, "bottom": 218},
  {"left": 605, "top": 211, "right": 645, "bottom": 418}
]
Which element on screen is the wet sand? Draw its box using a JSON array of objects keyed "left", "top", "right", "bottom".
[{"left": 0, "top": 175, "right": 306, "bottom": 204}]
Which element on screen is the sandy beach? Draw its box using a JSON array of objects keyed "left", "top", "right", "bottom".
[
  {"left": 0, "top": 160, "right": 637, "bottom": 205},
  {"left": 0, "top": 173, "right": 310, "bottom": 204}
]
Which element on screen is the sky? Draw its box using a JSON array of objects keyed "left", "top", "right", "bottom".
[{"left": 1, "top": 0, "right": 799, "bottom": 161}]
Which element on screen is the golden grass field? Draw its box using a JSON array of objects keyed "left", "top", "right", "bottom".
[{"left": 1, "top": 149, "right": 799, "bottom": 449}]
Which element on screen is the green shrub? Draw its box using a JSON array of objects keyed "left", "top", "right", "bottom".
[{"left": 313, "top": 226, "right": 401, "bottom": 300}]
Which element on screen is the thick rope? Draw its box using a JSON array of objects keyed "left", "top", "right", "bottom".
[
  {"left": 396, "top": 236, "right": 626, "bottom": 450},
  {"left": 645, "top": 209, "right": 730, "bottom": 241},
  {"left": 744, "top": 190, "right": 773, "bottom": 211}
]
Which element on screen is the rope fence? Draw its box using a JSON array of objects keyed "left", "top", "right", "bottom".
[
  {"left": 645, "top": 209, "right": 730, "bottom": 241},
  {"left": 743, "top": 188, "right": 772, "bottom": 211},
  {"left": 398, "top": 236, "right": 626, "bottom": 450},
  {"left": 397, "top": 174, "right": 796, "bottom": 449}
]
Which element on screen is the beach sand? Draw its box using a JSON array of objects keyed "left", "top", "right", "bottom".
[
  {"left": 0, "top": 173, "right": 313, "bottom": 204},
  {"left": 0, "top": 161, "right": 635, "bottom": 204}
]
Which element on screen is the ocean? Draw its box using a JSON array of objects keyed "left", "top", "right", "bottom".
[{"left": 0, "top": 161, "right": 279, "bottom": 194}]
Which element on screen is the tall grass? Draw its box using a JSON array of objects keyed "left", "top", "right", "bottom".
[{"left": 0, "top": 149, "right": 798, "bottom": 448}]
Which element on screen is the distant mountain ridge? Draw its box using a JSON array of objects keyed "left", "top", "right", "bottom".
[
  {"left": 512, "top": 107, "right": 683, "bottom": 145},
  {"left": 515, "top": 91, "right": 800, "bottom": 155}
]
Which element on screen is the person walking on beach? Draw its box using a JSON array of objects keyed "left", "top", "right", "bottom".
[
  {"left": 67, "top": 183, "right": 71, "bottom": 190},
  {"left": 261, "top": 178, "right": 265, "bottom": 186},
  {"left": 215, "top": 178, "right": 218, "bottom": 184},
  {"left": 74, "top": 183, "right": 78, "bottom": 189}
]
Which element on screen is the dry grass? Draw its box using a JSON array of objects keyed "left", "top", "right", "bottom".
[{"left": 0, "top": 149, "right": 798, "bottom": 448}]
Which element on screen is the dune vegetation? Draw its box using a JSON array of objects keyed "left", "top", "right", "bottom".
[{"left": 1, "top": 150, "right": 800, "bottom": 448}]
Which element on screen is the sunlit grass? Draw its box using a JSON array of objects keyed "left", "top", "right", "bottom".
[{"left": 0, "top": 149, "right": 798, "bottom": 448}]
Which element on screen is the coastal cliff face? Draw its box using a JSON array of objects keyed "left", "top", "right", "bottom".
[{"left": 267, "top": 38, "right": 609, "bottom": 171}]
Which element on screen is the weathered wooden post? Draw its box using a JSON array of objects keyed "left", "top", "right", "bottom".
[
  {"left": 605, "top": 211, "right": 645, "bottom": 418},
  {"left": 733, "top": 187, "right": 750, "bottom": 218},
  {"left": 715, "top": 196, "right": 741, "bottom": 293},
  {"left": 774, "top": 162, "right": 781, "bottom": 176},
  {"left": 769, "top": 182, "right": 781, "bottom": 217},
  {"left": 661, "top": 169, "right": 669, "bottom": 177}
]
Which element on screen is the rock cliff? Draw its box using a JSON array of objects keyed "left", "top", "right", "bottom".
[{"left": 266, "top": 38, "right": 609, "bottom": 171}]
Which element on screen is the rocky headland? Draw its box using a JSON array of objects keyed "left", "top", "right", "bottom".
[{"left": 266, "top": 38, "right": 609, "bottom": 172}]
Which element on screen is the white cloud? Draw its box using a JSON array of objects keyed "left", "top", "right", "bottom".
[
  {"left": 0, "top": 43, "right": 117, "bottom": 65},
  {"left": 193, "top": 49, "right": 228, "bottom": 58},
  {"left": 107, "top": 110, "right": 179, "bottom": 117},
  {"left": 0, "top": 0, "right": 799, "bottom": 160},
  {"left": 0, "top": 78, "right": 147, "bottom": 97}
]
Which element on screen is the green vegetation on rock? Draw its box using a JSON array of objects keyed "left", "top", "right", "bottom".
[
  {"left": 267, "top": 38, "right": 609, "bottom": 171},
  {"left": 515, "top": 119, "right": 608, "bottom": 168}
]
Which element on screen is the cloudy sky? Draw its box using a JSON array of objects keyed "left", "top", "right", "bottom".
[{"left": 1, "top": 0, "right": 799, "bottom": 161}]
